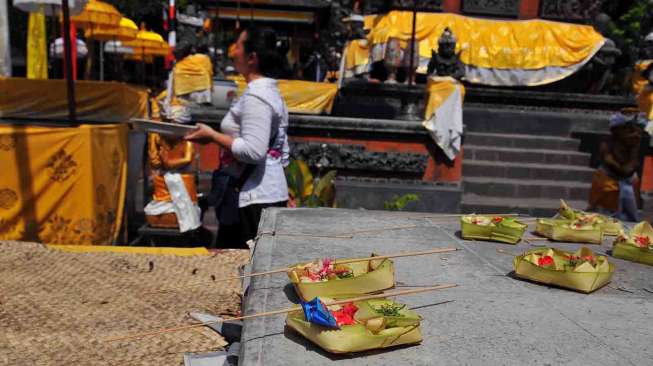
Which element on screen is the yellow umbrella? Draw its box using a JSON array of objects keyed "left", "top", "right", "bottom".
[
  {"left": 70, "top": 0, "right": 121, "bottom": 29},
  {"left": 125, "top": 29, "right": 168, "bottom": 50},
  {"left": 86, "top": 16, "right": 137, "bottom": 42},
  {"left": 85, "top": 17, "right": 137, "bottom": 80},
  {"left": 69, "top": 0, "right": 121, "bottom": 79},
  {"left": 124, "top": 30, "right": 169, "bottom": 84}
]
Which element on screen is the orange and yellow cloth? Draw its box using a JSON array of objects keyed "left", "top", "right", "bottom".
[{"left": 348, "top": 11, "right": 605, "bottom": 86}]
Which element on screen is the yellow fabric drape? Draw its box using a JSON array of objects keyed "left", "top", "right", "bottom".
[
  {"left": 47, "top": 244, "right": 210, "bottom": 256},
  {"left": 173, "top": 54, "right": 213, "bottom": 96},
  {"left": 231, "top": 76, "right": 338, "bottom": 115},
  {"left": 358, "top": 11, "right": 604, "bottom": 85},
  {"left": 365, "top": 11, "right": 603, "bottom": 70},
  {"left": 632, "top": 60, "right": 653, "bottom": 95},
  {"left": 424, "top": 77, "right": 466, "bottom": 119},
  {"left": 637, "top": 87, "right": 653, "bottom": 120},
  {"left": 27, "top": 10, "right": 48, "bottom": 80},
  {"left": 0, "top": 124, "right": 128, "bottom": 245},
  {"left": 0, "top": 77, "right": 148, "bottom": 122},
  {"left": 344, "top": 39, "right": 370, "bottom": 77}
]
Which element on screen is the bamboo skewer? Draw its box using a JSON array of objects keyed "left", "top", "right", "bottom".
[
  {"left": 146, "top": 247, "right": 459, "bottom": 295},
  {"left": 409, "top": 213, "right": 523, "bottom": 220},
  {"left": 106, "top": 283, "right": 458, "bottom": 342}
]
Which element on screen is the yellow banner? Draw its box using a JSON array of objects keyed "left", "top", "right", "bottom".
[
  {"left": 27, "top": 10, "right": 47, "bottom": 80},
  {"left": 231, "top": 76, "right": 338, "bottom": 115},
  {"left": 0, "top": 124, "right": 128, "bottom": 245}
]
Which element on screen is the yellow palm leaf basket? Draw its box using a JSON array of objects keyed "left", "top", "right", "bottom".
[
  {"left": 612, "top": 221, "right": 653, "bottom": 266},
  {"left": 286, "top": 298, "right": 422, "bottom": 354},
  {"left": 460, "top": 215, "right": 528, "bottom": 244},
  {"left": 535, "top": 218, "right": 603, "bottom": 244},
  {"left": 513, "top": 247, "right": 614, "bottom": 293},
  {"left": 556, "top": 199, "right": 622, "bottom": 235},
  {"left": 287, "top": 258, "right": 395, "bottom": 302}
]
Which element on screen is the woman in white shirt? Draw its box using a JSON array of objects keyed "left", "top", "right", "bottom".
[{"left": 186, "top": 27, "right": 289, "bottom": 248}]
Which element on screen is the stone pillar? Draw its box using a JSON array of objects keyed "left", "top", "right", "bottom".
[
  {"left": 0, "top": 0, "right": 11, "bottom": 76},
  {"left": 442, "top": 0, "right": 461, "bottom": 13},
  {"left": 519, "top": 0, "right": 540, "bottom": 19}
]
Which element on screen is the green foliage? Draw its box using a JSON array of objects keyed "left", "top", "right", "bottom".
[
  {"left": 610, "top": 0, "right": 649, "bottom": 51},
  {"left": 373, "top": 303, "right": 406, "bottom": 317},
  {"left": 286, "top": 159, "right": 337, "bottom": 208},
  {"left": 383, "top": 194, "right": 419, "bottom": 211}
]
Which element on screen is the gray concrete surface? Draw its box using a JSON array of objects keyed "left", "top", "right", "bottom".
[{"left": 239, "top": 208, "right": 653, "bottom": 366}]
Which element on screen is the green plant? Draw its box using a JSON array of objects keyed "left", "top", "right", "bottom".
[
  {"left": 285, "top": 159, "right": 337, "bottom": 208},
  {"left": 383, "top": 194, "right": 419, "bottom": 211}
]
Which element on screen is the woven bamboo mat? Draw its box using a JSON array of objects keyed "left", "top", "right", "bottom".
[{"left": 0, "top": 241, "right": 249, "bottom": 365}]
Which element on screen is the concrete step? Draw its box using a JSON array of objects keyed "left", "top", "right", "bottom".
[
  {"left": 463, "top": 160, "right": 594, "bottom": 182},
  {"left": 465, "top": 132, "right": 580, "bottom": 151},
  {"left": 464, "top": 145, "right": 590, "bottom": 166},
  {"left": 463, "top": 177, "right": 590, "bottom": 201},
  {"left": 460, "top": 194, "right": 588, "bottom": 217}
]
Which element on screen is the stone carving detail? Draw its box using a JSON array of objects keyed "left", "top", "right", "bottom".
[
  {"left": 290, "top": 142, "right": 428, "bottom": 174},
  {"left": 462, "top": 0, "right": 520, "bottom": 17},
  {"left": 427, "top": 28, "right": 465, "bottom": 80},
  {"left": 540, "top": 0, "right": 603, "bottom": 21}
]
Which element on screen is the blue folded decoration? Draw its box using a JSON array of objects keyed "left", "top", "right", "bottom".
[{"left": 300, "top": 297, "right": 338, "bottom": 329}]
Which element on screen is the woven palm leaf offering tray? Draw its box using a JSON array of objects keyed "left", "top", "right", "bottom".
[
  {"left": 286, "top": 296, "right": 423, "bottom": 354},
  {"left": 613, "top": 221, "right": 653, "bottom": 266},
  {"left": 287, "top": 256, "right": 395, "bottom": 302},
  {"left": 460, "top": 215, "right": 528, "bottom": 244},
  {"left": 513, "top": 247, "right": 614, "bottom": 293},
  {"left": 556, "top": 199, "right": 622, "bottom": 236},
  {"left": 534, "top": 218, "right": 603, "bottom": 244}
]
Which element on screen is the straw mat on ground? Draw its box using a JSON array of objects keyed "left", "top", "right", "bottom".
[{"left": 0, "top": 241, "right": 249, "bottom": 365}]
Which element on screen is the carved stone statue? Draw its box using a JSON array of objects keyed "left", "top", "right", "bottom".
[
  {"left": 586, "top": 38, "right": 621, "bottom": 94},
  {"left": 427, "top": 28, "right": 465, "bottom": 80}
]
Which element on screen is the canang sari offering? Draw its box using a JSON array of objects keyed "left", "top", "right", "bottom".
[
  {"left": 556, "top": 199, "right": 622, "bottom": 236},
  {"left": 613, "top": 221, "right": 653, "bottom": 266},
  {"left": 287, "top": 257, "right": 395, "bottom": 302},
  {"left": 513, "top": 247, "right": 614, "bottom": 293},
  {"left": 460, "top": 215, "right": 527, "bottom": 244},
  {"left": 535, "top": 218, "right": 604, "bottom": 244},
  {"left": 286, "top": 297, "right": 422, "bottom": 354}
]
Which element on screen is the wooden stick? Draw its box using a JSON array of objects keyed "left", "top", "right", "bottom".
[
  {"left": 106, "top": 283, "right": 458, "bottom": 342},
  {"left": 345, "top": 224, "right": 419, "bottom": 236},
  {"left": 410, "top": 213, "right": 522, "bottom": 220},
  {"left": 146, "top": 247, "right": 459, "bottom": 295}
]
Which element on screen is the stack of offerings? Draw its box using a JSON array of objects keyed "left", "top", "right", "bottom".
[
  {"left": 534, "top": 200, "right": 622, "bottom": 244},
  {"left": 284, "top": 250, "right": 456, "bottom": 354}
]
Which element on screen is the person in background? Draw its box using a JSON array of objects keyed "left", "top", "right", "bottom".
[
  {"left": 589, "top": 109, "right": 648, "bottom": 221},
  {"left": 185, "top": 27, "right": 290, "bottom": 248}
]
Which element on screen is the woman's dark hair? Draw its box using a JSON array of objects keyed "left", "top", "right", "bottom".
[{"left": 242, "top": 27, "right": 290, "bottom": 79}]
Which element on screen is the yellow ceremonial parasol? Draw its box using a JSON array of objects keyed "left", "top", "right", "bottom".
[
  {"left": 70, "top": 0, "right": 121, "bottom": 29},
  {"left": 85, "top": 17, "right": 137, "bottom": 80},
  {"left": 124, "top": 29, "right": 169, "bottom": 84},
  {"left": 70, "top": 0, "right": 121, "bottom": 79},
  {"left": 87, "top": 16, "right": 137, "bottom": 41}
]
